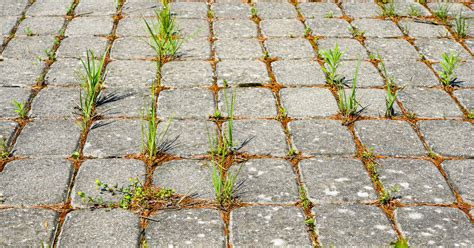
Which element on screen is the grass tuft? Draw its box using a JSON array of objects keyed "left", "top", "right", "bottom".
[
  {"left": 0, "top": 138, "right": 11, "bottom": 159},
  {"left": 434, "top": 4, "right": 449, "bottom": 22},
  {"left": 13, "top": 100, "right": 28, "bottom": 119},
  {"left": 408, "top": 4, "right": 421, "bottom": 17},
  {"left": 320, "top": 44, "right": 344, "bottom": 86},
  {"left": 382, "top": 1, "right": 398, "bottom": 17},
  {"left": 439, "top": 51, "right": 461, "bottom": 86},
  {"left": 338, "top": 62, "right": 361, "bottom": 117},
  {"left": 453, "top": 11, "right": 467, "bottom": 39}
]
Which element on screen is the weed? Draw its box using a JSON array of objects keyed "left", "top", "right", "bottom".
[
  {"left": 66, "top": 3, "right": 74, "bottom": 16},
  {"left": 418, "top": 0, "right": 426, "bottom": 4},
  {"left": 212, "top": 163, "right": 242, "bottom": 208},
  {"left": 24, "top": 26, "right": 34, "bottom": 36},
  {"left": 369, "top": 53, "right": 377, "bottom": 61},
  {"left": 288, "top": 147, "right": 297, "bottom": 157},
  {"left": 348, "top": 26, "right": 365, "bottom": 40},
  {"left": 453, "top": 11, "right": 467, "bottom": 39},
  {"left": 278, "top": 106, "right": 288, "bottom": 119},
  {"left": 207, "top": 9, "right": 215, "bottom": 19},
  {"left": 212, "top": 109, "right": 222, "bottom": 119},
  {"left": 378, "top": 55, "right": 399, "bottom": 117},
  {"left": 428, "top": 148, "right": 439, "bottom": 159},
  {"left": 325, "top": 11, "right": 334, "bottom": 18},
  {"left": 44, "top": 49, "right": 56, "bottom": 62},
  {"left": 408, "top": 4, "right": 421, "bottom": 17},
  {"left": 382, "top": 1, "right": 398, "bottom": 17},
  {"left": 435, "top": 4, "right": 449, "bottom": 22},
  {"left": 299, "top": 187, "right": 311, "bottom": 209},
  {"left": 251, "top": 6, "right": 258, "bottom": 18},
  {"left": 0, "top": 138, "right": 11, "bottom": 159},
  {"left": 406, "top": 112, "right": 417, "bottom": 119},
  {"left": 304, "top": 27, "right": 312, "bottom": 38},
  {"left": 401, "top": 22, "right": 410, "bottom": 36},
  {"left": 439, "top": 51, "right": 461, "bottom": 86},
  {"left": 392, "top": 238, "right": 409, "bottom": 248},
  {"left": 262, "top": 50, "right": 270, "bottom": 60},
  {"left": 12, "top": 100, "right": 28, "bottom": 119},
  {"left": 71, "top": 151, "right": 80, "bottom": 159},
  {"left": 379, "top": 184, "right": 400, "bottom": 205},
  {"left": 468, "top": 109, "right": 474, "bottom": 119},
  {"left": 362, "top": 147, "right": 375, "bottom": 160},
  {"left": 305, "top": 217, "right": 315, "bottom": 227},
  {"left": 338, "top": 62, "right": 362, "bottom": 117},
  {"left": 320, "top": 44, "right": 344, "bottom": 86}
]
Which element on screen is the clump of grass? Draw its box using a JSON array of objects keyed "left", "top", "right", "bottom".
[
  {"left": 408, "top": 4, "right": 421, "bottom": 17},
  {"left": 453, "top": 11, "right": 468, "bottom": 39},
  {"left": 348, "top": 26, "right": 365, "bottom": 40},
  {"left": 250, "top": 6, "right": 258, "bottom": 19},
  {"left": 434, "top": 4, "right": 450, "bottom": 22},
  {"left": 0, "top": 138, "right": 11, "bottom": 160},
  {"left": 211, "top": 162, "right": 243, "bottom": 208},
  {"left": 378, "top": 55, "right": 399, "bottom": 117},
  {"left": 320, "top": 44, "right": 344, "bottom": 86},
  {"left": 381, "top": 1, "right": 398, "bottom": 17},
  {"left": 325, "top": 11, "right": 334, "bottom": 18},
  {"left": 13, "top": 100, "right": 28, "bottom": 119},
  {"left": 338, "top": 62, "right": 362, "bottom": 117},
  {"left": 379, "top": 184, "right": 400, "bottom": 205},
  {"left": 438, "top": 51, "right": 461, "bottom": 86}
]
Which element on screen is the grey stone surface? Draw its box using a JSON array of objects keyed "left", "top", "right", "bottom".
[
  {"left": 218, "top": 87, "right": 276, "bottom": 118},
  {"left": 176, "top": 18, "right": 209, "bottom": 39},
  {"left": 214, "top": 19, "right": 257, "bottom": 39},
  {"left": 442, "top": 159, "right": 473, "bottom": 204},
  {"left": 105, "top": 59, "right": 155, "bottom": 88},
  {"left": 415, "top": 38, "right": 471, "bottom": 62},
  {"left": 232, "top": 159, "right": 299, "bottom": 203},
  {"left": 57, "top": 36, "right": 108, "bottom": 59},
  {"left": 116, "top": 16, "right": 152, "bottom": 37},
  {"left": 166, "top": 119, "right": 212, "bottom": 157},
  {"left": 15, "top": 119, "right": 81, "bottom": 156},
  {"left": 177, "top": 38, "right": 210, "bottom": 60},
  {"left": 343, "top": 3, "right": 381, "bottom": 18},
  {"left": 352, "top": 19, "right": 403, "bottom": 38},
  {"left": 355, "top": 89, "right": 401, "bottom": 117},
  {"left": 0, "top": 158, "right": 72, "bottom": 205},
  {"left": 71, "top": 159, "right": 146, "bottom": 207},
  {"left": 355, "top": 120, "right": 425, "bottom": 157},
  {"left": 31, "top": 87, "right": 78, "bottom": 118},
  {"left": 391, "top": 2, "right": 430, "bottom": 17},
  {"left": 382, "top": 59, "right": 439, "bottom": 87},
  {"left": 27, "top": 0, "right": 71, "bottom": 16},
  {"left": 153, "top": 159, "right": 214, "bottom": 199},
  {"left": 366, "top": 38, "right": 419, "bottom": 60},
  {"left": 299, "top": 3, "right": 342, "bottom": 19},
  {"left": 211, "top": 3, "right": 250, "bottom": 19},
  {"left": 45, "top": 58, "right": 82, "bottom": 86},
  {"left": 316, "top": 204, "right": 397, "bottom": 246},
  {"left": 0, "top": 121, "right": 17, "bottom": 142},
  {"left": 338, "top": 61, "right": 385, "bottom": 87},
  {"left": 261, "top": 19, "right": 305, "bottom": 38},
  {"left": 255, "top": 2, "right": 297, "bottom": 19},
  {"left": 66, "top": 16, "right": 114, "bottom": 36},
  {"left": 290, "top": 120, "right": 356, "bottom": 156},
  {"left": 272, "top": 60, "right": 325, "bottom": 86},
  {"left": 216, "top": 38, "right": 262, "bottom": 60},
  {"left": 96, "top": 87, "right": 150, "bottom": 117},
  {"left": 398, "top": 19, "right": 451, "bottom": 38},
  {"left": 0, "top": 0, "right": 27, "bottom": 16},
  {"left": 419, "top": 120, "right": 473, "bottom": 157},
  {"left": 231, "top": 206, "right": 311, "bottom": 247},
  {"left": 428, "top": 3, "right": 474, "bottom": 18},
  {"left": 161, "top": 60, "right": 213, "bottom": 88},
  {"left": 83, "top": 119, "right": 142, "bottom": 158},
  {"left": 119, "top": 17, "right": 207, "bottom": 39},
  {"left": 227, "top": 120, "right": 287, "bottom": 156},
  {"left": 58, "top": 209, "right": 141, "bottom": 247},
  {"left": 454, "top": 89, "right": 474, "bottom": 111},
  {"left": 217, "top": 60, "right": 269, "bottom": 86},
  {"left": 300, "top": 158, "right": 376, "bottom": 203},
  {"left": 396, "top": 207, "right": 473, "bottom": 246},
  {"left": 157, "top": 88, "right": 214, "bottom": 118},
  {"left": 280, "top": 88, "right": 338, "bottom": 117},
  {"left": 378, "top": 158, "right": 455, "bottom": 204},
  {"left": 318, "top": 38, "right": 369, "bottom": 60},
  {"left": 170, "top": 2, "right": 208, "bottom": 19},
  {"left": 0, "top": 208, "right": 58, "bottom": 247},
  {"left": 146, "top": 209, "right": 225, "bottom": 247},
  {"left": 307, "top": 18, "right": 351, "bottom": 38},
  {"left": 16, "top": 16, "right": 64, "bottom": 36},
  {"left": 266, "top": 38, "right": 314, "bottom": 59},
  {"left": 110, "top": 36, "right": 155, "bottom": 60},
  {"left": 399, "top": 88, "right": 463, "bottom": 118},
  {"left": 121, "top": 0, "right": 158, "bottom": 17},
  {"left": 1, "top": 16, "right": 18, "bottom": 35},
  {"left": 0, "top": 59, "right": 43, "bottom": 87},
  {"left": 3, "top": 36, "right": 55, "bottom": 60},
  {"left": 0, "top": 86, "right": 30, "bottom": 118},
  {"left": 75, "top": 0, "right": 117, "bottom": 16}
]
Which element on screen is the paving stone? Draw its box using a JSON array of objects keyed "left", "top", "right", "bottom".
[
  {"left": 0, "top": 121, "right": 17, "bottom": 142},
  {"left": 280, "top": 88, "right": 339, "bottom": 117},
  {"left": 57, "top": 36, "right": 108, "bottom": 59},
  {"left": 355, "top": 120, "right": 425, "bottom": 157},
  {"left": 153, "top": 159, "right": 214, "bottom": 199},
  {"left": 218, "top": 87, "right": 276, "bottom": 118},
  {"left": 214, "top": 19, "right": 257, "bottom": 39},
  {"left": 157, "top": 88, "right": 214, "bottom": 119},
  {"left": 300, "top": 158, "right": 376, "bottom": 203},
  {"left": 28, "top": 0, "right": 71, "bottom": 16},
  {"left": 454, "top": 89, "right": 474, "bottom": 111},
  {"left": 428, "top": 3, "right": 474, "bottom": 18},
  {"left": 161, "top": 60, "right": 213, "bottom": 88},
  {"left": 442, "top": 159, "right": 473, "bottom": 204},
  {"left": 272, "top": 59, "right": 325, "bottom": 86},
  {"left": 415, "top": 38, "right": 471, "bottom": 62},
  {"left": 2, "top": 36, "right": 55, "bottom": 60},
  {"left": 96, "top": 87, "right": 150, "bottom": 117},
  {"left": 399, "top": 87, "right": 462, "bottom": 118},
  {"left": 166, "top": 119, "right": 213, "bottom": 157},
  {"left": 121, "top": 0, "right": 158, "bottom": 17},
  {"left": 381, "top": 59, "right": 439, "bottom": 87},
  {"left": 16, "top": 16, "right": 64, "bottom": 36},
  {"left": 146, "top": 209, "right": 225, "bottom": 247},
  {"left": 266, "top": 38, "right": 314, "bottom": 59},
  {"left": 231, "top": 159, "right": 299, "bottom": 203},
  {"left": 177, "top": 38, "right": 210, "bottom": 60},
  {"left": 226, "top": 120, "right": 287, "bottom": 156},
  {"left": 83, "top": 119, "right": 141, "bottom": 158},
  {"left": 396, "top": 206, "right": 473, "bottom": 246},
  {"left": 391, "top": 2, "right": 430, "bottom": 17},
  {"left": 255, "top": 2, "right": 297, "bottom": 19},
  {"left": 378, "top": 158, "right": 455, "bottom": 204},
  {"left": 0, "top": 59, "right": 43, "bottom": 87},
  {"left": 105, "top": 59, "right": 155, "bottom": 88},
  {"left": 211, "top": 3, "right": 251, "bottom": 19},
  {"left": 217, "top": 60, "right": 269, "bottom": 86},
  {"left": 0, "top": 158, "right": 72, "bottom": 205},
  {"left": 317, "top": 38, "right": 368, "bottom": 60},
  {"left": 355, "top": 89, "right": 401, "bottom": 117},
  {"left": 75, "top": 0, "right": 117, "bottom": 16},
  {"left": 118, "top": 17, "right": 208, "bottom": 38},
  {"left": 343, "top": 3, "right": 381, "bottom": 18},
  {"left": 231, "top": 206, "right": 311, "bottom": 247},
  {"left": 0, "top": 86, "right": 31, "bottom": 118},
  {"left": 352, "top": 19, "right": 403, "bottom": 38},
  {"left": 338, "top": 61, "right": 385, "bottom": 87},
  {"left": 176, "top": 18, "right": 209, "bottom": 39},
  {"left": 45, "top": 58, "right": 82, "bottom": 85},
  {"left": 66, "top": 16, "right": 114, "bottom": 36},
  {"left": 299, "top": 3, "right": 342, "bottom": 19},
  {"left": 365, "top": 38, "right": 419, "bottom": 60},
  {"left": 398, "top": 19, "right": 450, "bottom": 38},
  {"left": 261, "top": 19, "right": 305, "bottom": 38},
  {"left": 71, "top": 159, "right": 146, "bottom": 208},
  {"left": 170, "top": 2, "right": 208, "bottom": 19},
  {"left": 314, "top": 19, "right": 356, "bottom": 39},
  {"left": 419, "top": 120, "right": 474, "bottom": 157},
  {"left": 454, "top": 18, "right": 474, "bottom": 37},
  {"left": 0, "top": 208, "right": 58, "bottom": 247},
  {"left": 110, "top": 36, "right": 155, "bottom": 60},
  {"left": 316, "top": 204, "right": 397, "bottom": 246},
  {"left": 0, "top": 16, "right": 18, "bottom": 35},
  {"left": 31, "top": 87, "right": 78, "bottom": 118},
  {"left": 116, "top": 16, "right": 152, "bottom": 37},
  {"left": 0, "top": 0, "right": 28, "bottom": 16},
  {"left": 290, "top": 120, "right": 356, "bottom": 156},
  {"left": 216, "top": 38, "right": 262, "bottom": 60},
  {"left": 58, "top": 209, "right": 141, "bottom": 247},
  {"left": 15, "top": 119, "right": 81, "bottom": 156}
]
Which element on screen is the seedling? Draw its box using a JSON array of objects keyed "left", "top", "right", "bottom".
[
  {"left": 338, "top": 62, "right": 362, "bottom": 117},
  {"left": 439, "top": 51, "right": 461, "bottom": 86},
  {"left": 362, "top": 147, "right": 375, "bottom": 160},
  {"left": 13, "top": 100, "right": 28, "bottom": 119},
  {"left": 288, "top": 147, "right": 297, "bottom": 157},
  {"left": 428, "top": 147, "right": 439, "bottom": 159},
  {"left": 382, "top": 1, "right": 398, "bottom": 17},
  {"left": 320, "top": 44, "right": 344, "bottom": 86},
  {"left": 212, "top": 163, "right": 243, "bottom": 208},
  {"left": 304, "top": 27, "right": 312, "bottom": 38},
  {"left": 393, "top": 238, "right": 409, "bottom": 248},
  {"left": 401, "top": 23, "right": 410, "bottom": 36},
  {"left": 212, "top": 109, "right": 222, "bottom": 119},
  {"left": 207, "top": 9, "right": 215, "bottom": 19},
  {"left": 378, "top": 55, "right": 399, "bottom": 117},
  {"left": 408, "top": 4, "right": 421, "bottom": 17},
  {"left": 348, "top": 26, "right": 365, "bottom": 39},
  {"left": 379, "top": 184, "right": 400, "bottom": 205},
  {"left": 468, "top": 109, "right": 474, "bottom": 119},
  {"left": 71, "top": 151, "right": 80, "bottom": 159},
  {"left": 305, "top": 217, "right": 315, "bottom": 227},
  {"left": 453, "top": 11, "right": 467, "bottom": 39},
  {"left": 44, "top": 49, "right": 56, "bottom": 62},
  {"left": 278, "top": 106, "right": 287, "bottom": 119},
  {"left": 434, "top": 4, "right": 449, "bottom": 22},
  {"left": 24, "top": 26, "right": 34, "bottom": 36},
  {"left": 0, "top": 138, "right": 11, "bottom": 159},
  {"left": 250, "top": 6, "right": 258, "bottom": 18},
  {"left": 299, "top": 187, "right": 311, "bottom": 209},
  {"left": 324, "top": 11, "right": 334, "bottom": 18},
  {"left": 262, "top": 50, "right": 271, "bottom": 60}
]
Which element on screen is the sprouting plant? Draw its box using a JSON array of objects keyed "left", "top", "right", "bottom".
[
  {"left": 12, "top": 100, "right": 28, "bottom": 119},
  {"left": 299, "top": 187, "right": 311, "bottom": 209},
  {"left": 24, "top": 26, "right": 34, "bottom": 36},
  {"left": 304, "top": 27, "right": 312, "bottom": 37},
  {"left": 288, "top": 147, "right": 297, "bottom": 157},
  {"left": 212, "top": 162, "right": 243, "bottom": 208},
  {"left": 418, "top": 0, "right": 426, "bottom": 4},
  {"left": 325, "top": 11, "right": 334, "bottom": 18},
  {"left": 66, "top": 3, "right": 74, "bottom": 16},
  {"left": 408, "top": 4, "right": 421, "bottom": 17},
  {"left": 338, "top": 62, "right": 362, "bottom": 117},
  {"left": 380, "top": 184, "right": 400, "bottom": 205},
  {"left": 439, "top": 51, "right": 461, "bottom": 86},
  {"left": 453, "top": 11, "right": 467, "bottom": 39},
  {"left": 468, "top": 109, "right": 474, "bottom": 119},
  {"left": 212, "top": 108, "right": 222, "bottom": 119},
  {"left": 305, "top": 217, "right": 315, "bottom": 227},
  {"left": 382, "top": 1, "right": 398, "bottom": 17},
  {"left": 401, "top": 22, "right": 410, "bottom": 36},
  {"left": 435, "top": 4, "right": 449, "bottom": 22},
  {"left": 362, "top": 147, "right": 375, "bottom": 160},
  {"left": 71, "top": 151, "right": 80, "bottom": 159},
  {"left": 320, "top": 44, "right": 344, "bottom": 86},
  {"left": 278, "top": 106, "right": 288, "bottom": 119},
  {"left": 44, "top": 49, "right": 56, "bottom": 62},
  {"left": 378, "top": 55, "right": 399, "bottom": 117},
  {"left": 392, "top": 238, "right": 409, "bottom": 248},
  {"left": 0, "top": 138, "right": 11, "bottom": 159},
  {"left": 262, "top": 50, "right": 271, "bottom": 60},
  {"left": 207, "top": 9, "right": 215, "bottom": 19},
  {"left": 250, "top": 6, "right": 258, "bottom": 18},
  {"left": 348, "top": 26, "right": 365, "bottom": 39},
  {"left": 77, "top": 49, "right": 107, "bottom": 128}
]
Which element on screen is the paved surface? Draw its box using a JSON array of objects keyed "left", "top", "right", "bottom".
[{"left": 0, "top": 0, "right": 473, "bottom": 247}]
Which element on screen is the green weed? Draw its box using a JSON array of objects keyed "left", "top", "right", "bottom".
[
  {"left": 378, "top": 55, "right": 399, "bottom": 117},
  {"left": 320, "top": 44, "right": 344, "bottom": 86},
  {"left": 251, "top": 6, "right": 258, "bottom": 18},
  {"left": 468, "top": 109, "right": 474, "bottom": 119},
  {"left": 435, "top": 4, "right": 450, "bottom": 22},
  {"left": 0, "top": 138, "right": 11, "bottom": 159},
  {"left": 71, "top": 151, "right": 80, "bottom": 160},
  {"left": 207, "top": 9, "right": 215, "bottom": 19},
  {"left": 305, "top": 217, "right": 315, "bottom": 227},
  {"left": 24, "top": 26, "right": 34, "bottom": 36},
  {"left": 408, "top": 4, "right": 421, "bottom": 17},
  {"left": 338, "top": 62, "right": 361, "bottom": 117},
  {"left": 392, "top": 238, "right": 409, "bottom": 248},
  {"left": 348, "top": 26, "right": 365, "bottom": 39},
  {"left": 439, "top": 51, "right": 461, "bottom": 86},
  {"left": 325, "top": 11, "right": 334, "bottom": 18},
  {"left": 380, "top": 184, "right": 400, "bottom": 205},
  {"left": 304, "top": 27, "right": 312, "bottom": 38},
  {"left": 382, "top": 1, "right": 398, "bottom": 17},
  {"left": 13, "top": 100, "right": 28, "bottom": 119},
  {"left": 212, "top": 162, "right": 242, "bottom": 208},
  {"left": 299, "top": 187, "right": 311, "bottom": 209},
  {"left": 453, "top": 11, "right": 467, "bottom": 39}
]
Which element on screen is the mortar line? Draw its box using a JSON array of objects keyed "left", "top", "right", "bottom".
[{"left": 0, "top": 0, "right": 37, "bottom": 54}]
